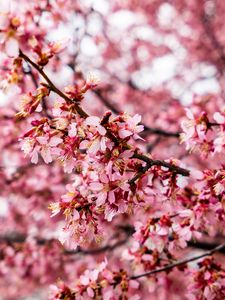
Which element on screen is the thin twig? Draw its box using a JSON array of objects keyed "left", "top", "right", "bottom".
[
  {"left": 65, "top": 237, "right": 129, "bottom": 255},
  {"left": 132, "top": 152, "right": 190, "bottom": 178},
  {"left": 131, "top": 243, "right": 225, "bottom": 279},
  {"left": 0, "top": 233, "right": 130, "bottom": 256},
  {"left": 94, "top": 90, "right": 180, "bottom": 138},
  {"left": 19, "top": 51, "right": 190, "bottom": 180},
  {"left": 19, "top": 50, "right": 88, "bottom": 118}
]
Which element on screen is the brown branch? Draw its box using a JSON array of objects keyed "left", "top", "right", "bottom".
[
  {"left": 130, "top": 152, "right": 190, "bottom": 184},
  {"left": 94, "top": 90, "right": 180, "bottom": 138},
  {"left": 0, "top": 232, "right": 131, "bottom": 256},
  {"left": 23, "top": 64, "right": 53, "bottom": 119},
  {"left": 19, "top": 50, "right": 88, "bottom": 118},
  {"left": 1, "top": 229, "right": 225, "bottom": 260},
  {"left": 131, "top": 243, "right": 225, "bottom": 280},
  {"left": 187, "top": 240, "right": 225, "bottom": 252},
  {"left": 19, "top": 51, "right": 190, "bottom": 181},
  {"left": 201, "top": 12, "right": 225, "bottom": 73},
  {"left": 23, "top": 64, "right": 38, "bottom": 88},
  {"left": 65, "top": 237, "right": 129, "bottom": 255}
]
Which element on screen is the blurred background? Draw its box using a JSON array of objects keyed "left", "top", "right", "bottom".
[{"left": 0, "top": 0, "right": 225, "bottom": 299}]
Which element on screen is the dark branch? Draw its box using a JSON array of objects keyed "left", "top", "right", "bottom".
[
  {"left": 94, "top": 90, "right": 180, "bottom": 138},
  {"left": 0, "top": 233, "right": 130, "bottom": 256},
  {"left": 131, "top": 243, "right": 225, "bottom": 279},
  {"left": 19, "top": 51, "right": 190, "bottom": 182},
  {"left": 19, "top": 50, "right": 88, "bottom": 118}
]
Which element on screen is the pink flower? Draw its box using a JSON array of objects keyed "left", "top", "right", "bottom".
[
  {"left": 0, "top": 12, "right": 20, "bottom": 57},
  {"left": 49, "top": 203, "right": 61, "bottom": 217},
  {"left": 79, "top": 260, "right": 107, "bottom": 297},
  {"left": 21, "top": 134, "right": 62, "bottom": 164},
  {"left": 36, "top": 136, "right": 63, "bottom": 163},
  {"left": 68, "top": 122, "right": 77, "bottom": 137},
  {"left": 213, "top": 111, "right": 225, "bottom": 124},
  {"left": 89, "top": 172, "right": 129, "bottom": 220},
  {"left": 79, "top": 116, "right": 111, "bottom": 155},
  {"left": 85, "top": 72, "right": 99, "bottom": 89},
  {"left": 118, "top": 114, "right": 144, "bottom": 139},
  {"left": 172, "top": 223, "right": 192, "bottom": 248},
  {"left": 180, "top": 109, "right": 211, "bottom": 155},
  {"left": 85, "top": 116, "right": 106, "bottom": 135}
]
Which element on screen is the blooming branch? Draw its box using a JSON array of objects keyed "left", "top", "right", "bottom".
[{"left": 131, "top": 243, "right": 225, "bottom": 279}]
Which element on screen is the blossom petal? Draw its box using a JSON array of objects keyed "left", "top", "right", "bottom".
[
  {"left": 5, "top": 37, "right": 19, "bottom": 57},
  {"left": 118, "top": 129, "right": 132, "bottom": 139},
  {"left": 49, "top": 136, "right": 63, "bottom": 146},
  {"left": 85, "top": 116, "right": 100, "bottom": 126}
]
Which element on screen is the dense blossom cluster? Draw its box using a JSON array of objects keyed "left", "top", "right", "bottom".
[
  {"left": 1, "top": 0, "right": 225, "bottom": 299},
  {"left": 50, "top": 260, "right": 141, "bottom": 300},
  {"left": 181, "top": 107, "right": 225, "bottom": 156}
]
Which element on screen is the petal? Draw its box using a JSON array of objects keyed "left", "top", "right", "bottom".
[
  {"left": 129, "top": 280, "right": 139, "bottom": 289},
  {"left": 99, "top": 173, "right": 108, "bottom": 183},
  {"left": 90, "top": 182, "right": 104, "bottom": 191},
  {"left": 96, "top": 192, "right": 107, "bottom": 206},
  {"left": 80, "top": 275, "right": 89, "bottom": 285},
  {"left": 105, "top": 207, "right": 117, "bottom": 221},
  {"left": 133, "top": 114, "right": 142, "bottom": 124},
  {"left": 0, "top": 1, "right": 10, "bottom": 13},
  {"left": 85, "top": 116, "right": 100, "bottom": 126},
  {"left": 213, "top": 112, "right": 225, "bottom": 124},
  {"left": 0, "top": 15, "right": 8, "bottom": 30},
  {"left": 68, "top": 123, "right": 77, "bottom": 137},
  {"left": 118, "top": 129, "right": 132, "bottom": 139},
  {"left": 41, "top": 147, "right": 52, "bottom": 164},
  {"left": 185, "top": 108, "right": 194, "bottom": 119},
  {"left": 31, "top": 148, "right": 39, "bottom": 164},
  {"left": 89, "top": 139, "right": 100, "bottom": 154},
  {"left": 100, "top": 137, "right": 107, "bottom": 151},
  {"left": 49, "top": 136, "right": 63, "bottom": 146},
  {"left": 36, "top": 136, "right": 48, "bottom": 145},
  {"left": 5, "top": 37, "right": 19, "bottom": 57},
  {"left": 87, "top": 287, "right": 94, "bottom": 298},
  {"left": 136, "top": 125, "right": 144, "bottom": 133},
  {"left": 73, "top": 209, "right": 80, "bottom": 221},
  {"left": 79, "top": 140, "right": 89, "bottom": 149},
  {"left": 108, "top": 191, "right": 115, "bottom": 204},
  {"left": 90, "top": 269, "right": 99, "bottom": 281},
  {"left": 98, "top": 125, "right": 106, "bottom": 135}
]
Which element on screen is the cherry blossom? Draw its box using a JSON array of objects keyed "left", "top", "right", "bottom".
[{"left": 1, "top": 0, "right": 225, "bottom": 299}]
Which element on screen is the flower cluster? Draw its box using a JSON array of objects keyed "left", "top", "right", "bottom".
[
  {"left": 28, "top": 37, "right": 68, "bottom": 66},
  {"left": 0, "top": 4, "right": 21, "bottom": 57},
  {"left": 50, "top": 260, "right": 140, "bottom": 300},
  {"left": 181, "top": 108, "right": 225, "bottom": 157},
  {"left": 188, "top": 258, "right": 225, "bottom": 300},
  {"left": 1, "top": 1, "right": 225, "bottom": 298},
  {"left": 123, "top": 212, "right": 200, "bottom": 272},
  {"left": 20, "top": 118, "right": 63, "bottom": 164},
  {"left": 15, "top": 86, "right": 50, "bottom": 120}
]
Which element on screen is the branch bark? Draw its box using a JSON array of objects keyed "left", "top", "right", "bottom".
[
  {"left": 19, "top": 50, "right": 88, "bottom": 118},
  {"left": 0, "top": 233, "right": 130, "bottom": 256},
  {"left": 94, "top": 90, "right": 180, "bottom": 138},
  {"left": 19, "top": 51, "right": 190, "bottom": 181},
  {"left": 131, "top": 243, "right": 225, "bottom": 279}
]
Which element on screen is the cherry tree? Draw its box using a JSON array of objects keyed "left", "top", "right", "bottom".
[{"left": 0, "top": 0, "right": 225, "bottom": 299}]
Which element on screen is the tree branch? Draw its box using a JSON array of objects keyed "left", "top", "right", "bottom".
[
  {"left": 130, "top": 243, "right": 225, "bottom": 279},
  {"left": 94, "top": 90, "right": 180, "bottom": 138},
  {"left": 19, "top": 50, "right": 88, "bottom": 118},
  {"left": 19, "top": 51, "right": 190, "bottom": 180},
  {"left": 0, "top": 232, "right": 130, "bottom": 256},
  {"left": 65, "top": 237, "right": 129, "bottom": 255},
  {"left": 131, "top": 152, "right": 190, "bottom": 181}
]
